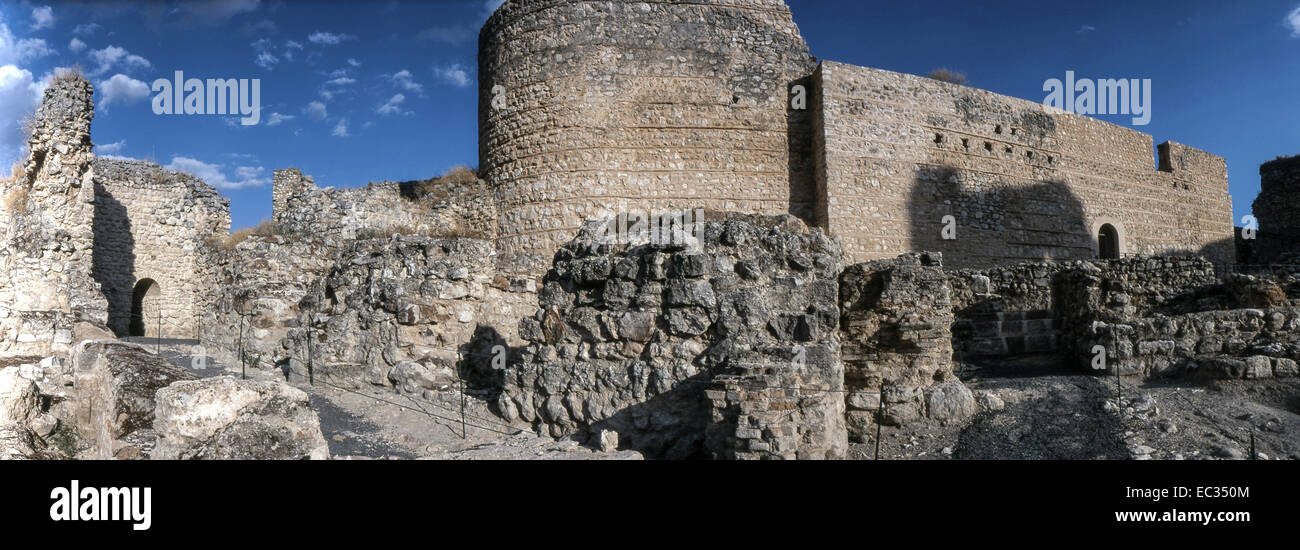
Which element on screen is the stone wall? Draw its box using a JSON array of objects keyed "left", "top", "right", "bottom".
[
  {"left": 272, "top": 168, "right": 495, "bottom": 243},
  {"left": 1250, "top": 155, "right": 1300, "bottom": 263},
  {"left": 199, "top": 235, "right": 338, "bottom": 370},
  {"left": 92, "top": 158, "right": 229, "bottom": 338},
  {"left": 810, "top": 61, "right": 1235, "bottom": 268},
  {"left": 479, "top": 0, "right": 818, "bottom": 273},
  {"left": 280, "top": 235, "right": 536, "bottom": 389},
  {"left": 948, "top": 262, "right": 1074, "bottom": 357},
  {"left": 839, "top": 253, "right": 970, "bottom": 438},
  {"left": 0, "top": 77, "right": 108, "bottom": 359},
  {"left": 1083, "top": 307, "right": 1300, "bottom": 380},
  {"left": 498, "top": 213, "right": 846, "bottom": 459}
]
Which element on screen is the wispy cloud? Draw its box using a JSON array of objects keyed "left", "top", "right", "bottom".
[
  {"left": 87, "top": 45, "right": 152, "bottom": 77},
  {"left": 308, "top": 31, "right": 354, "bottom": 46},
  {"left": 30, "top": 6, "right": 54, "bottom": 31},
  {"left": 433, "top": 64, "right": 472, "bottom": 88},
  {"left": 94, "top": 140, "right": 126, "bottom": 155},
  {"left": 386, "top": 69, "right": 423, "bottom": 94},
  {"left": 165, "top": 156, "right": 270, "bottom": 190},
  {"left": 1076, "top": 24, "right": 1096, "bottom": 34},
  {"left": 377, "top": 93, "right": 410, "bottom": 116},
  {"left": 265, "top": 112, "right": 294, "bottom": 126},
  {"left": 1287, "top": 6, "right": 1300, "bottom": 37},
  {"left": 331, "top": 118, "right": 349, "bottom": 137},
  {"left": 415, "top": 24, "right": 473, "bottom": 45},
  {"left": 303, "top": 101, "right": 327, "bottom": 120}
]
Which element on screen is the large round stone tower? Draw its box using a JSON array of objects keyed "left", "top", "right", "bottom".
[
  {"left": 1251, "top": 155, "right": 1300, "bottom": 263},
  {"left": 479, "top": 0, "right": 817, "bottom": 271}
]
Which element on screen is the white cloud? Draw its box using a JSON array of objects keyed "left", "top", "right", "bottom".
[
  {"left": 1077, "top": 24, "right": 1096, "bottom": 34},
  {"left": 308, "top": 31, "right": 353, "bottom": 46},
  {"left": 324, "top": 76, "right": 355, "bottom": 86},
  {"left": 303, "top": 100, "right": 327, "bottom": 120},
  {"left": 284, "top": 40, "right": 303, "bottom": 61},
  {"left": 164, "top": 156, "right": 270, "bottom": 190},
  {"left": 387, "top": 69, "right": 423, "bottom": 93},
  {"left": 69, "top": 37, "right": 86, "bottom": 53},
  {"left": 377, "top": 93, "right": 409, "bottom": 116},
  {"left": 433, "top": 64, "right": 472, "bottom": 88},
  {"left": 1287, "top": 6, "right": 1300, "bottom": 37},
  {"left": 72, "top": 23, "right": 101, "bottom": 36},
  {"left": 415, "top": 25, "right": 472, "bottom": 44},
  {"left": 97, "top": 74, "right": 151, "bottom": 108},
  {"left": 265, "top": 112, "right": 294, "bottom": 126},
  {"left": 94, "top": 140, "right": 126, "bottom": 155},
  {"left": 87, "top": 45, "right": 152, "bottom": 77},
  {"left": 331, "top": 118, "right": 349, "bottom": 137},
  {"left": 347, "top": 58, "right": 360, "bottom": 67},
  {"left": 16, "top": 38, "right": 53, "bottom": 60},
  {"left": 251, "top": 38, "right": 279, "bottom": 69},
  {"left": 0, "top": 64, "right": 41, "bottom": 165},
  {"left": 30, "top": 6, "right": 54, "bottom": 31}
]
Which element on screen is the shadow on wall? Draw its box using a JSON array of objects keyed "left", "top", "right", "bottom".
[
  {"left": 906, "top": 165, "right": 1092, "bottom": 269},
  {"left": 786, "top": 74, "right": 818, "bottom": 228},
  {"left": 91, "top": 183, "right": 135, "bottom": 336}
]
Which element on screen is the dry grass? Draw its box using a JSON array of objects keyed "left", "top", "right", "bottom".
[
  {"left": 927, "top": 68, "right": 967, "bottom": 85},
  {"left": 49, "top": 66, "right": 86, "bottom": 86},
  {"left": 2, "top": 185, "right": 28, "bottom": 214},
  {"left": 216, "top": 219, "right": 295, "bottom": 250},
  {"left": 412, "top": 165, "right": 480, "bottom": 198}
]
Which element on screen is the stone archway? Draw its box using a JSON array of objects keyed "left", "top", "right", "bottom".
[
  {"left": 1098, "top": 224, "right": 1120, "bottom": 259},
  {"left": 129, "top": 278, "right": 161, "bottom": 337}
]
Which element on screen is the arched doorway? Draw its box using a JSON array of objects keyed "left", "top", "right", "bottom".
[
  {"left": 1098, "top": 224, "right": 1120, "bottom": 259},
  {"left": 129, "top": 279, "right": 161, "bottom": 337}
]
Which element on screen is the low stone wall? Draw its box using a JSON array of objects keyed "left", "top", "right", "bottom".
[
  {"left": 949, "top": 262, "right": 1074, "bottom": 357},
  {"left": 498, "top": 214, "right": 846, "bottom": 459},
  {"left": 1083, "top": 307, "right": 1300, "bottom": 380}
]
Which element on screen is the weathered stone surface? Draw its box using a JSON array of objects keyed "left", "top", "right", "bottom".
[
  {"left": 502, "top": 213, "right": 846, "bottom": 459},
  {"left": 0, "top": 367, "right": 40, "bottom": 459},
  {"left": 925, "top": 381, "right": 977, "bottom": 424},
  {"left": 70, "top": 339, "right": 199, "bottom": 459},
  {"left": 153, "top": 376, "right": 329, "bottom": 460}
]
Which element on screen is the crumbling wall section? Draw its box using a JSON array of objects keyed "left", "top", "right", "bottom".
[
  {"left": 1250, "top": 155, "right": 1300, "bottom": 264},
  {"left": 281, "top": 235, "right": 536, "bottom": 389},
  {"left": 272, "top": 168, "right": 495, "bottom": 242},
  {"left": 0, "top": 77, "right": 108, "bottom": 359},
  {"left": 838, "top": 253, "right": 970, "bottom": 439},
  {"left": 499, "top": 213, "right": 846, "bottom": 459}
]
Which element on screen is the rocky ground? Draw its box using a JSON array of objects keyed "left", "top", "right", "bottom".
[
  {"left": 130, "top": 338, "right": 641, "bottom": 460},
  {"left": 849, "top": 354, "right": 1300, "bottom": 461}
]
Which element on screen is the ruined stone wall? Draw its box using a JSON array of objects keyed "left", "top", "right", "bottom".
[
  {"left": 479, "top": 0, "right": 818, "bottom": 273},
  {"left": 498, "top": 213, "right": 846, "bottom": 459},
  {"left": 0, "top": 78, "right": 108, "bottom": 359},
  {"left": 280, "top": 236, "right": 536, "bottom": 389},
  {"left": 1250, "top": 155, "right": 1300, "bottom": 264},
  {"left": 948, "top": 262, "right": 1076, "bottom": 357},
  {"left": 92, "top": 159, "right": 230, "bottom": 338},
  {"left": 1084, "top": 307, "right": 1300, "bottom": 380},
  {"left": 811, "top": 61, "right": 1235, "bottom": 269},
  {"left": 839, "top": 253, "right": 971, "bottom": 439},
  {"left": 199, "top": 236, "right": 338, "bottom": 370},
  {"left": 272, "top": 168, "right": 496, "bottom": 243}
]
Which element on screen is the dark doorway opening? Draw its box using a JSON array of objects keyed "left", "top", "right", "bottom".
[
  {"left": 129, "top": 278, "right": 159, "bottom": 337},
  {"left": 1098, "top": 224, "right": 1120, "bottom": 259}
]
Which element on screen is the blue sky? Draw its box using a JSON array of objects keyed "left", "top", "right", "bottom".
[{"left": 0, "top": 0, "right": 1297, "bottom": 231}]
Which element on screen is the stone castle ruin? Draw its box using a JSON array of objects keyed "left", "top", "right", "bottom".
[{"left": 2, "top": 0, "right": 1296, "bottom": 461}]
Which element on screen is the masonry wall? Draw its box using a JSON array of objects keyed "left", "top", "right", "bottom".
[
  {"left": 811, "top": 61, "right": 1235, "bottom": 269},
  {"left": 479, "top": 0, "right": 818, "bottom": 273},
  {"left": 272, "top": 168, "right": 496, "bottom": 244},
  {"left": 1250, "top": 155, "right": 1300, "bottom": 263},
  {"left": 92, "top": 159, "right": 229, "bottom": 338},
  {"left": 0, "top": 78, "right": 108, "bottom": 359}
]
